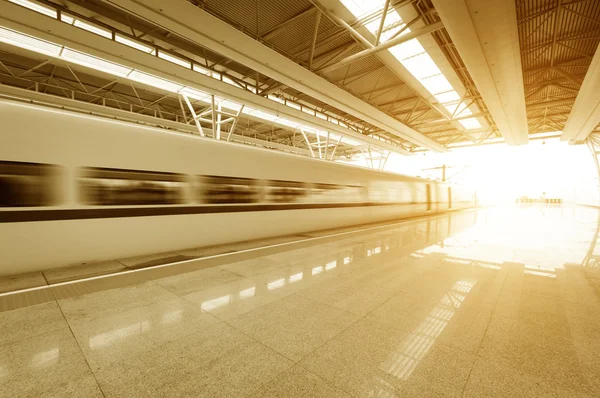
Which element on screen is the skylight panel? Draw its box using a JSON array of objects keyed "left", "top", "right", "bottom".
[
  {"left": 115, "top": 34, "right": 155, "bottom": 55},
  {"left": 192, "top": 64, "right": 210, "bottom": 76},
  {"left": 340, "top": 0, "right": 386, "bottom": 19},
  {"left": 0, "top": 27, "right": 62, "bottom": 57},
  {"left": 400, "top": 53, "right": 441, "bottom": 80},
  {"left": 435, "top": 91, "right": 460, "bottom": 103},
  {"left": 459, "top": 118, "right": 481, "bottom": 129},
  {"left": 390, "top": 39, "right": 425, "bottom": 60},
  {"left": 268, "top": 94, "right": 284, "bottom": 104},
  {"left": 62, "top": 48, "right": 132, "bottom": 77},
  {"left": 73, "top": 19, "right": 112, "bottom": 39},
  {"left": 9, "top": 0, "right": 57, "bottom": 18},
  {"left": 222, "top": 76, "right": 238, "bottom": 87},
  {"left": 158, "top": 50, "right": 191, "bottom": 69},
  {"left": 302, "top": 107, "right": 315, "bottom": 116},
  {"left": 60, "top": 13, "right": 75, "bottom": 24},
  {"left": 420, "top": 74, "right": 453, "bottom": 95}
]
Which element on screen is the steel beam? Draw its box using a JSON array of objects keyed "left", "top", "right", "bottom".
[
  {"left": 561, "top": 42, "right": 600, "bottom": 143},
  {"left": 432, "top": 0, "right": 529, "bottom": 145},
  {"left": 262, "top": 8, "right": 317, "bottom": 40},
  {"left": 0, "top": 83, "right": 337, "bottom": 157},
  {"left": 0, "top": 1, "right": 409, "bottom": 155},
  {"left": 318, "top": 21, "right": 444, "bottom": 74},
  {"left": 98, "top": 0, "right": 447, "bottom": 152}
]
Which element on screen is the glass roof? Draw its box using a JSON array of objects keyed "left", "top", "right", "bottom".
[{"left": 340, "top": 0, "right": 482, "bottom": 130}]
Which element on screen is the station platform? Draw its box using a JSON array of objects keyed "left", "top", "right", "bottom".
[{"left": 1, "top": 205, "right": 599, "bottom": 397}]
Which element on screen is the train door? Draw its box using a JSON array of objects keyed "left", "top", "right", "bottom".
[
  {"left": 448, "top": 187, "right": 452, "bottom": 209},
  {"left": 426, "top": 184, "right": 432, "bottom": 211}
]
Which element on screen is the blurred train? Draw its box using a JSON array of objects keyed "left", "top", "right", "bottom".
[{"left": 0, "top": 100, "right": 476, "bottom": 275}]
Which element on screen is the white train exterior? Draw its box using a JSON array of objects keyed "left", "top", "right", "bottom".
[{"left": 0, "top": 100, "right": 476, "bottom": 275}]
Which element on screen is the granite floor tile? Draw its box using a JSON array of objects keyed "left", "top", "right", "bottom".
[
  {"left": 63, "top": 296, "right": 219, "bottom": 370},
  {"left": 0, "top": 328, "right": 98, "bottom": 398},
  {"left": 154, "top": 267, "right": 246, "bottom": 296},
  {"left": 250, "top": 365, "right": 351, "bottom": 398},
  {"left": 0, "top": 301, "right": 68, "bottom": 347},
  {"left": 227, "top": 294, "right": 360, "bottom": 361}
]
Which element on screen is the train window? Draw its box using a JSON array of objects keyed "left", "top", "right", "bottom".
[
  {"left": 265, "top": 180, "right": 309, "bottom": 203},
  {"left": 0, "top": 161, "right": 63, "bottom": 207},
  {"left": 78, "top": 167, "right": 186, "bottom": 205},
  {"left": 311, "top": 183, "right": 361, "bottom": 203},
  {"left": 199, "top": 175, "right": 260, "bottom": 204}
]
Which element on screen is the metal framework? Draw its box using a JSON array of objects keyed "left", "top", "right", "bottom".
[{"left": 0, "top": 0, "right": 598, "bottom": 161}]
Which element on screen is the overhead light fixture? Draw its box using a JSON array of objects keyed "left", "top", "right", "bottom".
[
  {"left": 8, "top": 0, "right": 56, "bottom": 18},
  {"left": 0, "top": 23, "right": 363, "bottom": 149},
  {"left": 6, "top": 0, "right": 367, "bottom": 144},
  {"left": 62, "top": 48, "right": 132, "bottom": 77},
  {"left": 128, "top": 70, "right": 184, "bottom": 93},
  {"left": 0, "top": 26, "right": 62, "bottom": 57},
  {"left": 180, "top": 87, "right": 210, "bottom": 102}
]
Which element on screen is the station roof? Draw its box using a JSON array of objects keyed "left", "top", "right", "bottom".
[{"left": 0, "top": 0, "right": 598, "bottom": 160}]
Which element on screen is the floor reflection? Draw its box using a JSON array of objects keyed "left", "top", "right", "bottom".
[
  {"left": 2, "top": 204, "right": 600, "bottom": 397},
  {"left": 420, "top": 205, "right": 600, "bottom": 269}
]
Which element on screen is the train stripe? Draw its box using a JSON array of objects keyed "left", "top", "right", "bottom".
[{"left": 0, "top": 202, "right": 445, "bottom": 223}]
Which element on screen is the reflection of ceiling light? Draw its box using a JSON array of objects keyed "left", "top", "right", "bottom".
[
  {"left": 0, "top": 27, "right": 62, "bottom": 57},
  {"left": 129, "top": 70, "right": 184, "bottom": 93},
  {"left": 239, "top": 287, "right": 256, "bottom": 298},
  {"left": 115, "top": 34, "right": 155, "bottom": 55},
  {"left": 9, "top": 0, "right": 56, "bottom": 18},
  {"left": 267, "top": 278, "right": 285, "bottom": 290},
  {"left": 7, "top": 0, "right": 373, "bottom": 147},
  {"left": 62, "top": 48, "right": 132, "bottom": 77}
]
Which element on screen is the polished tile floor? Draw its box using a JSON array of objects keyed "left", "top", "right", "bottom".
[{"left": 1, "top": 205, "right": 599, "bottom": 397}]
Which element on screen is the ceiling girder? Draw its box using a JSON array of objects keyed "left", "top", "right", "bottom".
[
  {"left": 98, "top": 0, "right": 447, "bottom": 152},
  {"left": 0, "top": 1, "right": 410, "bottom": 155},
  {"left": 561, "top": 41, "right": 600, "bottom": 143},
  {"left": 432, "top": 0, "right": 529, "bottom": 145}
]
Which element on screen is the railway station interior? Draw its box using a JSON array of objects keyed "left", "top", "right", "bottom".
[{"left": 0, "top": 0, "right": 599, "bottom": 396}]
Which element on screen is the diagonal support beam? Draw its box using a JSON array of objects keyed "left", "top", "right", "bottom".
[
  {"left": 96, "top": 0, "right": 446, "bottom": 152},
  {"left": 261, "top": 7, "right": 317, "bottom": 40},
  {"left": 308, "top": 10, "right": 322, "bottom": 70},
  {"left": 0, "top": 0, "right": 411, "bottom": 155},
  {"left": 432, "top": 0, "right": 528, "bottom": 146},
  {"left": 318, "top": 21, "right": 444, "bottom": 74}
]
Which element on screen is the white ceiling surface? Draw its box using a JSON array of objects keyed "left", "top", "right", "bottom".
[
  {"left": 431, "top": 0, "right": 529, "bottom": 146},
  {"left": 561, "top": 41, "right": 600, "bottom": 143},
  {"left": 99, "top": 0, "right": 447, "bottom": 153}
]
